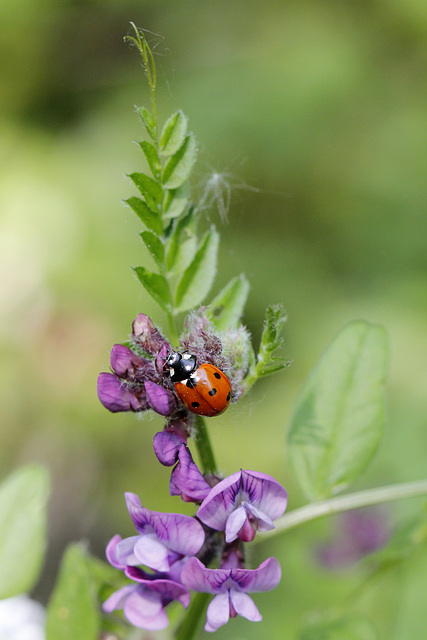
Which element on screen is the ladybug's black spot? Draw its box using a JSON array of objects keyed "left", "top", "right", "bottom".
[
  {"left": 214, "top": 372, "right": 221, "bottom": 379},
  {"left": 226, "top": 391, "right": 231, "bottom": 402},
  {"left": 208, "top": 388, "right": 217, "bottom": 396},
  {"left": 191, "top": 401, "right": 200, "bottom": 408}
]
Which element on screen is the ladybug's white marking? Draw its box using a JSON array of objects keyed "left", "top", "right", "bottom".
[
  {"left": 170, "top": 367, "right": 175, "bottom": 377},
  {"left": 183, "top": 353, "right": 192, "bottom": 360}
]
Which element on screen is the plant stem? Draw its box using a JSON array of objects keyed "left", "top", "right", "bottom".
[
  {"left": 266, "top": 479, "right": 427, "bottom": 537},
  {"left": 193, "top": 415, "right": 217, "bottom": 475},
  {"left": 174, "top": 593, "right": 210, "bottom": 640}
]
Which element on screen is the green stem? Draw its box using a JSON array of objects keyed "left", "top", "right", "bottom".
[
  {"left": 174, "top": 593, "right": 210, "bottom": 640},
  {"left": 264, "top": 479, "right": 427, "bottom": 538},
  {"left": 193, "top": 415, "right": 217, "bottom": 475}
]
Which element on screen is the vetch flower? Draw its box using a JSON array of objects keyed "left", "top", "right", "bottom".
[
  {"left": 197, "top": 470, "right": 287, "bottom": 542},
  {"left": 109, "top": 493, "right": 205, "bottom": 573},
  {"left": 152, "top": 423, "right": 189, "bottom": 467},
  {"left": 103, "top": 561, "right": 190, "bottom": 631},
  {"left": 169, "top": 444, "right": 211, "bottom": 502},
  {"left": 181, "top": 556, "right": 281, "bottom": 632}
]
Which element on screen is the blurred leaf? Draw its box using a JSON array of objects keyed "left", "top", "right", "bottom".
[
  {"left": 137, "top": 106, "right": 157, "bottom": 141},
  {"left": 164, "top": 181, "right": 190, "bottom": 219},
  {"left": 166, "top": 208, "right": 197, "bottom": 276},
  {"left": 370, "top": 509, "right": 427, "bottom": 569},
  {"left": 128, "top": 172, "right": 164, "bottom": 212},
  {"left": 300, "top": 613, "right": 378, "bottom": 640},
  {"left": 46, "top": 544, "right": 99, "bottom": 640},
  {"left": 162, "top": 134, "right": 197, "bottom": 190},
  {"left": 174, "top": 226, "right": 219, "bottom": 313},
  {"left": 0, "top": 464, "right": 49, "bottom": 599},
  {"left": 159, "top": 110, "right": 188, "bottom": 156},
  {"left": 139, "top": 140, "right": 161, "bottom": 178},
  {"left": 255, "top": 304, "right": 288, "bottom": 377},
  {"left": 207, "top": 274, "right": 250, "bottom": 331},
  {"left": 133, "top": 266, "right": 172, "bottom": 312},
  {"left": 288, "top": 321, "right": 389, "bottom": 501},
  {"left": 125, "top": 197, "right": 162, "bottom": 234},
  {"left": 140, "top": 231, "right": 165, "bottom": 270}
]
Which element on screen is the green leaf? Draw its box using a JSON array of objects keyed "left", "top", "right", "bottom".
[
  {"left": 46, "top": 544, "right": 99, "bottom": 640},
  {"left": 300, "top": 613, "right": 378, "bottom": 640},
  {"left": 164, "top": 181, "right": 190, "bottom": 219},
  {"left": 139, "top": 140, "right": 161, "bottom": 178},
  {"left": 207, "top": 274, "right": 250, "bottom": 331},
  {"left": 137, "top": 106, "right": 157, "bottom": 141},
  {"left": 174, "top": 226, "right": 219, "bottom": 313},
  {"left": 133, "top": 266, "right": 172, "bottom": 312},
  {"left": 125, "top": 197, "right": 162, "bottom": 234},
  {"left": 166, "top": 208, "right": 197, "bottom": 275},
  {"left": 288, "top": 320, "right": 389, "bottom": 501},
  {"left": 140, "top": 231, "right": 165, "bottom": 270},
  {"left": 128, "top": 172, "right": 164, "bottom": 212},
  {"left": 256, "top": 304, "right": 288, "bottom": 377},
  {"left": 160, "top": 110, "right": 188, "bottom": 156},
  {"left": 0, "top": 464, "right": 49, "bottom": 599},
  {"left": 162, "top": 134, "right": 197, "bottom": 190}
]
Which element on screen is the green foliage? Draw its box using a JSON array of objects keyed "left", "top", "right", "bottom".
[
  {"left": 0, "top": 464, "right": 50, "bottom": 599},
  {"left": 207, "top": 274, "right": 250, "bottom": 332},
  {"left": 162, "top": 134, "right": 197, "bottom": 189},
  {"left": 160, "top": 110, "right": 188, "bottom": 156},
  {"left": 300, "top": 613, "right": 378, "bottom": 640},
  {"left": 133, "top": 266, "right": 172, "bottom": 313},
  {"left": 288, "top": 321, "right": 389, "bottom": 501},
  {"left": 46, "top": 544, "right": 101, "bottom": 640}
]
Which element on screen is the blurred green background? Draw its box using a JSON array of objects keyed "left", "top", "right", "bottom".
[{"left": 1, "top": 0, "right": 427, "bottom": 637}]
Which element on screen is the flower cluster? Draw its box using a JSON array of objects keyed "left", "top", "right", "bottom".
[{"left": 99, "top": 312, "right": 287, "bottom": 632}]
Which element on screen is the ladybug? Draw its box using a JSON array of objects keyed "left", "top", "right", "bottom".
[{"left": 166, "top": 350, "right": 232, "bottom": 417}]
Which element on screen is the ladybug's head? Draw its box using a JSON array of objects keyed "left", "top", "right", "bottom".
[{"left": 166, "top": 350, "right": 197, "bottom": 382}]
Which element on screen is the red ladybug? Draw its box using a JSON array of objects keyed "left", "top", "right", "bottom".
[{"left": 166, "top": 351, "right": 232, "bottom": 417}]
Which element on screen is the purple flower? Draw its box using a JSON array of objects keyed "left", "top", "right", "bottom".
[
  {"left": 197, "top": 470, "right": 287, "bottom": 542},
  {"left": 316, "top": 508, "right": 390, "bottom": 569},
  {"left": 110, "top": 493, "right": 205, "bottom": 572},
  {"left": 104, "top": 538, "right": 190, "bottom": 630},
  {"left": 144, "top": 380, "right": 176, "bottom": 416},
  {"left": 132, "top": 313, "right": 170, "bottom": 356},
  {"left": 97, "top": 372, "right": 148, "bottom": 413},
  {"left": 169, "top": 445, "right": 211, "bottom": 503},
  {"left": 181, "top": 556, "right": 281, "bottom": 632},
  {"left": 153, "top": 425, "right": 189, "bottom": 467}
]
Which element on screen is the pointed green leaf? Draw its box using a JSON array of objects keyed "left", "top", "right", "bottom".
[
  {"left": 164, "top": 181, "right": 190, "bottom": 219},
  {"left": 140, "top": 231, "right": 165, "bottom": 270},
  {"left": 139, "top": 140, "right": 161, "bottom": 178},
  {"left": 288, "top": 321, "right": 389, "bottom": 501},
  {"left": 0, "top": 464, "right": 49, "bottom": 599},
  {"left": 207, "top": 274, "right": 250, "bottom": 331},
  {"left": 300, "top": 614, "right": 378, "bottom": 640},
  {"left": 128, "top": 172, "right": 164, "bottom": 212},
  {"left": 46, "top": 544, "right": 99, "bottom": 640},
  {"left": 159, "top": 110, "right": 188, "bottom": 156},
  {"left": 162, "top": 134, "right": 197, "bottom": 190},
  {"left": 133, "top": 266, "right": 172, "bottom": 312},
  {"left": 256, "top": 304, "right": 288, "bottom": 377},
  {"left": 166, "top": 208, "right": 197, "bottom": 275},
  {"left": 137, "top": 106, "right": 157, "bottom": 141},
  {"left": 125, "top": 197, "right": 162, "bottom": 234},
  {"left": 174, "top": 227, "right": 219, "bottom": 312}
]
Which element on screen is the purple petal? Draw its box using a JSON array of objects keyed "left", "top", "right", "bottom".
[
  {"left": 245, "top": 502, "right": 275, "bottom": 532},
  {"left": 103, "top": 585, "right": 136, "bottom": 613},
  {"left": 125, "top": 570, "right": 191, "bottom": 609},
  {"left": 240, "top": 471, "right": 287, "bottom": 520},
  {"left": 124, "top": 588, "right": 169, "bottom": 630},
  {"left": 134, "top": 534, "right": 170, "bottom": 572},
  {"left": 169, "top": 445, "right": 211, "bottom": 502},
  {"left": 145, "top": 380, "right": 176, "bottom": 416},
  {"left": 110, "top": 344, "right": 145, "bottom": 378},
  {"left": 153, "top": 429, "right": 188, "bottom": 467},
  {"left": 231, "top": 557, "right": 281, "bottom": 593},
  {"left": 97, "top": 373, "right": 146, "bottom": 412},
  {"left": 230, "top": 590, "right": 261, "bottom": 622},
  {"left": 225, "top": 505, "right": 247, "bottom": 543},
  {"left": 205, "top": 592, "right": 230, "bottom": 632},
  {"left": 106, "top": 534, "right": 125, "bottom": 569},
  {"left": 181, "top": 558, "right": 229, "bottom": 594},
  {"left": 197, "top": 471, "right": 243, "bottom": 530},
  {"left": 115, "top": 535, "right": 142, "bottom": 566},
  {"left": 155, "top": 344, "right": 170, "bottom": 374},
  {"left": 125, "top": 493, "right": 150, "bottom": 532},
  {"left": 147, "top": 511, "right": 205, "bottom": 557},
  {"left": 132, "top": 313, "right": 169, "bottom": 356}
]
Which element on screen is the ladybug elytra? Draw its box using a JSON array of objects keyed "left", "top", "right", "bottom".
[{"left": 166, "top": 351, "right": 232, "bottom": 417}]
